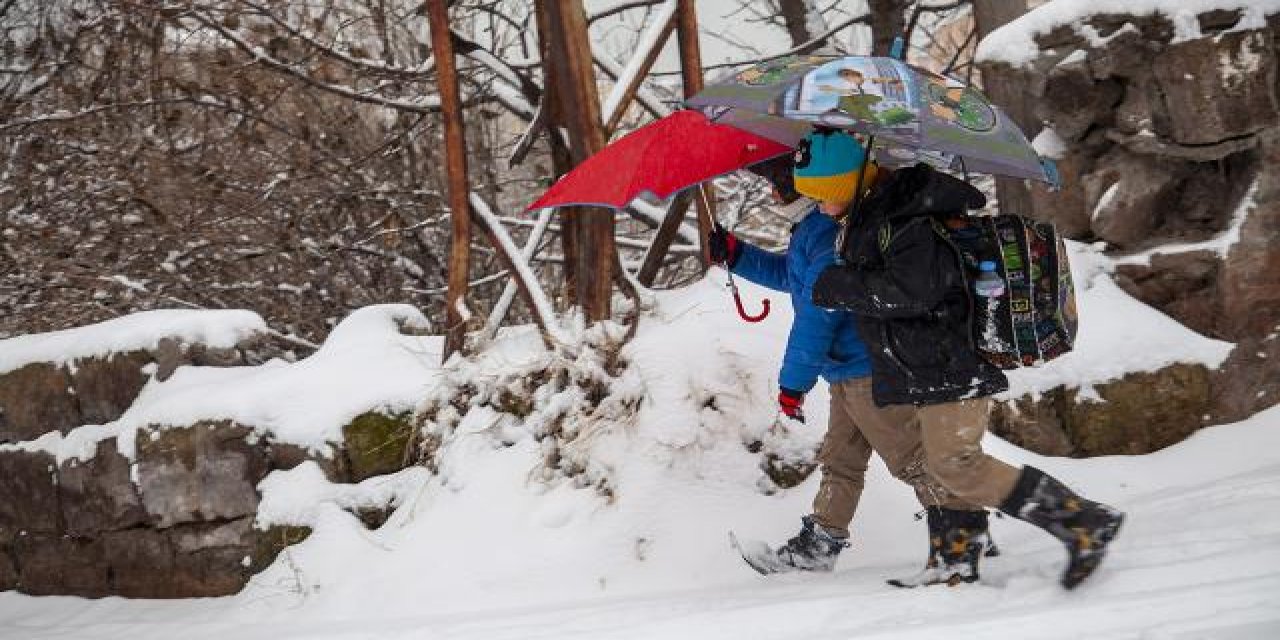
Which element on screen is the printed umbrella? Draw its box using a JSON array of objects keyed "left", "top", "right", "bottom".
[
  {"left": 525, "top": 109, "right": 792, "bottom": 212},
  {"left": 686, "top": 55, "right": 1056, "bottom": 184}
]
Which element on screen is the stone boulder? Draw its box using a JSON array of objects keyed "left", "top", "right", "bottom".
[
  {"left": 990, "top": 391, "right": 1075, "bottom": 457},
  {"left": 10, "top": 533, "right": 111, "bottom": 598},
  {"left": 168, "top": 519, "right": 260, "bottom": 596},
  {"left": 58, "top": 438, "right": 148, "bottom": 536},
  {"left": 1039, "top": 54, "right": 1124, "bottom": 141},
  {"left": 980, "top": 5, "right": 1280, "bottom": 447},
  {"left": 1210, "top": 336, "right": 1280, "bottom": 424},
  {"left": 0, "top": 450, "right": 60, "bottom": 534},
  {"left": 1218, "top": 132, "right": 1280, "bottom": 342},
  {"left": 1114, "top": 251, "right": 1220, "bottom": 338},
  {"left": 994, "top": 363, "right": 1212, "bottom": 458},
  {"left": 69, "top": 351, "right": 153, "bottom": 425},
  {"left": 0, "top": 332, "right": 259, "bottom": 445},
  {"left": 0, "top": 540, "right": 17, "bottom": 591},
  {"left": 0, "top": 363, "right": 80, "bottom": 442},
  {"left": 1151, "top": 30, "right": 1278, "bottom": 146},
  {"left": 1065, "top": 364, "right": 1212, "bottom": 456},
  {"left": 1082, "top": 147, "right": 1185, "bottom": 249},
  {"left": 341, "top": 411, "right": 416, "bottom": 482},
  {"left": 1028, "top": 140, "right": 1096, "bottom": 239},
  {"left": 136, "top": 421, "right": 270, "bottom": 528},
  {"left": 100, "top": 527, "right": 174, "bottom": 598}
]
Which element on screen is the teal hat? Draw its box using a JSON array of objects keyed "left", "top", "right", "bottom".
[{"left": 793, "top": 130, "right": 872, "bottom": 203}]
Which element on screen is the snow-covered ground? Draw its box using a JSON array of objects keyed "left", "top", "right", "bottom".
[{"left": 1, "top": 240, "right": 1278, "bottom": 639}]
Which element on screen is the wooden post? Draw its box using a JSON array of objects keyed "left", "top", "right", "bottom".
[
  {"left": 532, "top": 1, "right": 577, "bottom": 308},
  {"left": 636, "top": 190, "right": 694, "bottom": 286},
  {"left": 675, "top": 0, "right": 714, "bottom": 266},
  {"left": 427, "top": 0, "right": 471, "bottom": 362},
  {"left": 539, "top": 0, "right": 614, "bottom": 322}
]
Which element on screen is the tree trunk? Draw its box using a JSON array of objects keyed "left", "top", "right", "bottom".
[
  {"left": 973, "top": 0, "right": 1035, "bottom": 215},
  {"left": 777, "top": 0, "right": 827, "bottom": 49},
  {"left": 426, "top": 0, "right": 472, "bottom": 361},
  {"left": 867, "top": 0, "right": 909, "bottom": 56},
  {"left": 676, "top": 0, "right": 713, "bottom": 267},
  {"left": 537, "top": 0, "right": 615, "bottom": 322}
]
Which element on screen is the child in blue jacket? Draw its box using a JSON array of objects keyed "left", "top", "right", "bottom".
[{"left": 710, "top": 130, "right": 994, "bottom": 579}]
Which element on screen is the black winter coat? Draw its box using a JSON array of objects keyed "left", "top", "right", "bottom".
[{"left": 812, "top": 164, "right": 1008, "bottom": 407}]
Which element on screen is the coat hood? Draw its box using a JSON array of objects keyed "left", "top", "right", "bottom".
[{"left": 861, "top": 164, "right": 986, "bottom": 221}]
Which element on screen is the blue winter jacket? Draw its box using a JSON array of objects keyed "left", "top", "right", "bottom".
[{"left": 731, "top": 209, "right": 872, "bottom": 392}]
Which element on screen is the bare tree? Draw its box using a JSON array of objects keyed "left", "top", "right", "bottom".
[{"left": 0, "top": 1, "right": 986, "bottom": 350}]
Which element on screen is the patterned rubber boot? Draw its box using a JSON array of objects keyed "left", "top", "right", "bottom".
[
  {"left": 1000, "top": 466, "right": 1125, "bottom": 589},
  {"left": 888, "top": 507, "right": 991, "bottom": 588}
]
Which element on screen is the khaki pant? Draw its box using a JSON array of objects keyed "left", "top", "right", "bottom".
[{"left": 810, "top": 377, "right": 1020, "bottom": 537}]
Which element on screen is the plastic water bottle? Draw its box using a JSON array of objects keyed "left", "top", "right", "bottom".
[{"left": 974, "top": 261, "right": 1005, "bottom": 298}]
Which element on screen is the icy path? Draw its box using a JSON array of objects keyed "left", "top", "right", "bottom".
[{"left": 3, "top": 410, "right": 1278, "bottom": 640}]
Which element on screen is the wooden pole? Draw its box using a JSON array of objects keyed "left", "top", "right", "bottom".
[
  {"left": 427, "top": 0, "right": 472, "bottom": 362},
  {"left": 675, "top": 0, "right": 713, "bottom": 266},
  {"left": 636, "top": 190, "right": 694, "bottom": 286},
  {"left": 540, "top": 0, "right": 614, "bottom": 322},
  {"left": 532, "top": 1, "right": 577, "bottom": 309}
]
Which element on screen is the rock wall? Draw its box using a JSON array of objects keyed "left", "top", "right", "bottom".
[
  {"left": 980, "top": 7, "right": 1280, "bottom": 454},
  {"left": 0, "top": 330, "right": 418, "bottom": 598}
]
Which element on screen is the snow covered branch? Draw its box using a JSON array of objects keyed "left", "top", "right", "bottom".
[{"left": 468, "top": 193, "right": 570, "bottom": 347}]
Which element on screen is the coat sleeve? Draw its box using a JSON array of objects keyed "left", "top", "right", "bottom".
[
  {"left": 730, "top": 242, "right": 790, "bottom": 292},
  {"left": 812, "top": 219, "right": 953, "bottom": 318},
  {"left": 777, "top": 229, "right": 847, "bottom": 393}
]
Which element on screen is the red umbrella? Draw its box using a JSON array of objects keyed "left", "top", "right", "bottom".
[{"left": 525, "top": 110, "right": 792, "bottom": 211}]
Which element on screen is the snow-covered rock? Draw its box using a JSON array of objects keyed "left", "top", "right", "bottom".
[
  {"left": 0, "top": 305, "right": 440, "bottom": 597},
  {"left": 975, "top": 0, "right": 1280, "bottom": 427}
]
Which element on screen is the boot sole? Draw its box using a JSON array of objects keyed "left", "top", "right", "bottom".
[{"left": 887, "top": 571, "right": 979, "bottom": 589}]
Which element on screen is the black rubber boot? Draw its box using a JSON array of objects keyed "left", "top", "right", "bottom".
[
  {"left": 774, "top": 515, "right": 850, "bottom": 572},
  {"left": 999, "top": 466, "right": 1125, "bottom": 589},
  {"left": 888, "top": 507, "right": 992, "bottom": 588}
]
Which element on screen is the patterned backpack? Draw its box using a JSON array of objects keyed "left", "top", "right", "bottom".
[{"left": 938, "top": 215, "right": 1078, "bottom": 369}]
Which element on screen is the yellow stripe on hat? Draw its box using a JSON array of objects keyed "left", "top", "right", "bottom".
[
  {"left": 796, "top": 165, "right": 878, "bottom": 204},
  {"left": 795, "top": 170, "right": 858, "bottom": 203}
]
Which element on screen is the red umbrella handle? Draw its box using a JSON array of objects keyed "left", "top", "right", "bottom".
[
  {"left": 733, "top": 289, "right": 771, "bottom": 323},
  {"left": 725, "top": 269, "right": 770, "bottom": 323}
]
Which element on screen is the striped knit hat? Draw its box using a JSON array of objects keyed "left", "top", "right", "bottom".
[{"left": 792, "top": 129, "right": 876, "bottom": 203}]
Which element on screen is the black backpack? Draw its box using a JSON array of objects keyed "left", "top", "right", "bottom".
[{"left": 938, "top": 214, "right": 1078, "bottom": 369}]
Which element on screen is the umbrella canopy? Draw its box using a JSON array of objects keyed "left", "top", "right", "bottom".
[
  {"left": 687, "top": 55, "right": 1053, "bottom": 184},
  {"left": 525, "top": 110, "right": 792, "bottom": 212}
]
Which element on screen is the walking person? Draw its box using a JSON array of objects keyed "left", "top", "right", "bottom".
[
  {"left": 711, "top": 130, "right": 999, "bottom": 584},
  {"left": 808, "top": 133, "right": 1126, "bottom": 589}
]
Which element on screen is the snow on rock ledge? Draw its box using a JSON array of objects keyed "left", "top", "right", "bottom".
[
  {"left": 0, "top": 309, "right": 267, "bottom": 443},
  {"left": 0, "top": 308, "right": 266, "bottom": 377},
  {"left": 976, "top": 0, "right": 1280, "bottom": 68}
]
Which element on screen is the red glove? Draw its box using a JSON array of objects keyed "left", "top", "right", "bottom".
[{"left": 778, "top": 387, "right": 805, "bottom": 424}]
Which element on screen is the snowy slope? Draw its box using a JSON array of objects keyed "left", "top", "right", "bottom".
[{"left": 0, "top": 256, "right": 1277, "bottom": 639}]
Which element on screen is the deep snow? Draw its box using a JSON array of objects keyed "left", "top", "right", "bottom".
[{"left": 1, "top": 239, "right": 1277, "bottom": 639}]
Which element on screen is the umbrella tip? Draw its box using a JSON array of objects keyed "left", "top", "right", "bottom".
[
  {"left": 890, "top": 36, "right": 905, "bottom": 60},
  {"left": 1039, "top": 157, "right": 1062, "bottom": 192}
]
